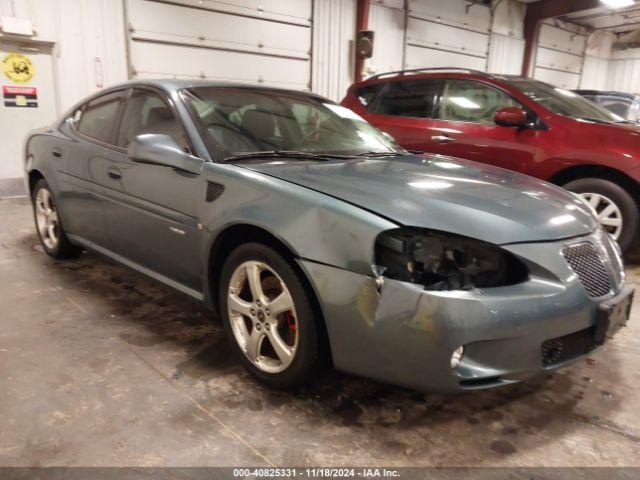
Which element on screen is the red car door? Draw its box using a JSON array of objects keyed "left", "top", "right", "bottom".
[{"left": 427, "top": 79, "right": 541, "bottom": 175}]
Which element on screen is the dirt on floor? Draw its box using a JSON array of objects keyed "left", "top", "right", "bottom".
[{"left": 1, "top": 196, "right": 639, "bottom": 467}]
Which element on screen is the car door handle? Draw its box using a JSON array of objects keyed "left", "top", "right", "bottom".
[
  {"left": 431, "top": 135, "right": 455, "bottom": 143},
  {"left": 52, "top": 148, "right": 62, "bottom": 158},
  {"left": 107, "top": 167, "right": 122, "bottom": 180}
]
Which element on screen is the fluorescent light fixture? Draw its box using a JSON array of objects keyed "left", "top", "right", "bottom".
[
  {"left": 601, "top": 0, "right": 634, "bottom": 8},
  {"left": 447, "top": 96, "right": 480, "bottom": 109}
]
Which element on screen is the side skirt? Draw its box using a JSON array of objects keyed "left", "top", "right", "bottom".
[{"left": 67, "top": 234, "right": 205, "bottom": 302}]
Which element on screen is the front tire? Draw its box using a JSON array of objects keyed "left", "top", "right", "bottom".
[
  {"left": 219, "top": 243, "right": 322, "bottom": 389},
  {"left": 564, "top": 178, "right": 638, "bottom": 251},
  {"left": 32, "top": 179, "right": 82, "bottom": 259}
]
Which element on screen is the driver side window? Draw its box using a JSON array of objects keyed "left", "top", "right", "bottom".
[
  {"left": 439, "top": 80, "right": 518, "bottom": 124},
  {"left": 116, "top": 89, "right": 188, "bottom": 150}
]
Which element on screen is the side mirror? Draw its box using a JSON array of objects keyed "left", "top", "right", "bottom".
[
  {"left": 494, "top": 107, "right": 529, "bottom": 128},
  {"left": 128, "top": 134, "right": 202, "bottom": 175}
]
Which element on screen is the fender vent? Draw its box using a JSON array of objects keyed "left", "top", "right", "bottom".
[{"left": 206, "top": 182, "right": 225, "bottom": 202}]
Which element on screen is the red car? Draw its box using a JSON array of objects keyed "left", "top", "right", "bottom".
[{"left": 342, "top": 68, "right": 640, "bottom": 251}]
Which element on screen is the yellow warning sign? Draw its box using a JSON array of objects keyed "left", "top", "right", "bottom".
[{"left": 2, "top": 52, "right": 35, "bottom": 84}]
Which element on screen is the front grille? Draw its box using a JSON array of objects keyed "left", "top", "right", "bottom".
[
  {"left": 541, "top": 326, "right": 598, "bottom": 367},
  {"left": 562, "top": 242, "right": 612, "bottom": 298}
]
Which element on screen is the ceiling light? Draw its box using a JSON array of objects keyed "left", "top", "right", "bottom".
[{"left": 601, "top": 0, "right": 635, "bottom": 9}]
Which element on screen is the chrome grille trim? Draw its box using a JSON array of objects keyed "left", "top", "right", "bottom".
[
  {"left": 597, "top": 230, "right": 624, "bottom": 288},
  {"left": 562, "top": 242, "right": 612, "bottom": 298}
]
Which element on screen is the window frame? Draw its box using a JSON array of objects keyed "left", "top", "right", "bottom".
[
  {"left": 436, "top": 78, "right": 530, "bottom": 126},
  {"left": 70, "top": 89, "right": 128, "bottom": 149},
  {"left": 356, "top": 82, "right": 387, "bottom": 112},
  {"left": 112, "top": 85, "right": 197, "bottom": 156},
  {"left": 368, "top": 78, "right": 444, "bottom": 119}
]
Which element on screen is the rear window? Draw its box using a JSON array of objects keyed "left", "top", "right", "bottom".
[
  {"left": 374, "top": 79, "right": 441, "bottom": 118},
  {"left": 76, "top": 92, "right": 123, "bottom": 144}
]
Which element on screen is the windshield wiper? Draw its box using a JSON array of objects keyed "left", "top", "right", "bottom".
[
  {"left": 222, "top": 150, "right": 357, "bottom": 163},
  {"left": 352, "top": 150, "right": 405, "bottom": 157}
]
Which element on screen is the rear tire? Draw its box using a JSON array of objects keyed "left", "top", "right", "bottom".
[
  {"left": 564, "top": 178, "right": 638, "bottom": 251},
  {"left": 32, "top": 179, "right": 83, "bottom": 259},
  {"left": 219, "top": 242, "right": 323, "bottom": 389}
]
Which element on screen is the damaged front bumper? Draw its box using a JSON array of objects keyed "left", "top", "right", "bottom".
[{"left": 298, "top": 233, "right": 630, "bottom": 393}]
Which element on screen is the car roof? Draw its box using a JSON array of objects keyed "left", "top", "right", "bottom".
[
  {"left": 98, "top": 79, "right": 326, "bottom": 100},
  {"left": 357, "top": 69, "right": 531, "bottom": 87}
]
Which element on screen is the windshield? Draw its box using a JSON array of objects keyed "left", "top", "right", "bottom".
[
  {"left": 183, "top": 87, "right": 402, "bottom": 161},
  {"left": 508, "top": 79, "right": 624, "bottom": 123}
]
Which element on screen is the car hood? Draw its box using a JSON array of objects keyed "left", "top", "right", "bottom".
[{"left": 242, "top": 154, "right": 597, "bottom": 245}]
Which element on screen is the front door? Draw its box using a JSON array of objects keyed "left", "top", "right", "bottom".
[
  {"left": 0, "top": 42, "right": 57, "bottom": 195},
  {"left": 428, "top": 79, "right": 540, "bottom": 175},
  {"left": 102, "top": 88, "right": 205, "bottom": 293}
]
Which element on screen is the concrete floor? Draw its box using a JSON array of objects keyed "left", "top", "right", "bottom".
[{"left": 1, "top": 196, "right": 640, "bottom": 468}]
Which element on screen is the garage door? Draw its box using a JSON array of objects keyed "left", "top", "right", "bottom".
[
  {"left": 405, "top": 0, "right": 491, "bottom": 71},
  {"left": 533, "top": 22, "right": 586, "bottom": 89},
  {"left": 125, "top": 0, "right": 312, "bottom": 90}
]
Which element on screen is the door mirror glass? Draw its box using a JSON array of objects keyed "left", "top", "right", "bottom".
[
  {"left": 494, "top": 107, "right": 529, "bottom": 127},
  {"left": 128, "top": 134, "right": 202, "bottom": 174}
]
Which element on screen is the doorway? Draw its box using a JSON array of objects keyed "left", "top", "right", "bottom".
[{"left": 0, "top": 41, "right": 57, "bottom": 196}]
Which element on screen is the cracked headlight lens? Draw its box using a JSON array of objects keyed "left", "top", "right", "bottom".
[{"left": 374, "top": 228, "right": 529, "bottom": 291}]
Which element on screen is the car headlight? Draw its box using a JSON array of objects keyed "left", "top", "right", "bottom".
[{"left": 374, "top": 228, "right": 528, "bottom": 290}]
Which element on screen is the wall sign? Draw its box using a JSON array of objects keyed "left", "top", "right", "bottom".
[
  {"left": 3, "top": 85, "right": 38, "bottom": 107},
  {"left": 2, "top": 52, "right": 35, "bottom": 83}
]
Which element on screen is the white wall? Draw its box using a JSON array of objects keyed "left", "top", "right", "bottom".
[
  {"left": 607, "top": 48, "right": 640, "bottom": 93},
  {"left": 579, "top": 30, "right": 614, "bottom": 90},
  {"left": 312, "top": 0, "right": 356, "bottom": 101},
  {"left": 488, "top": 0, "right": 525, "bottom": 74},
  {"left": 366, "top": 0, "right": 404, "bottom": 77},
  {"left": 0, "top": 0, "right": 128, "bottom": 114}
]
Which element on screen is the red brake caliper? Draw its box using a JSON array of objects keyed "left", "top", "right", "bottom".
[{"left": 285, "top": 311, "right": 296, "bottom": 333}]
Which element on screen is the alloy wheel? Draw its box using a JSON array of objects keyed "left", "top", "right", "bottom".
[
  {"left": 35, "top": 188, "right": 60, "bottom": 250},
  {"left": 578, "top": 192, "right": 623, "bottom": 240},
  {"left": 227, "top": 260, "right": 299, "bottom": 373}
]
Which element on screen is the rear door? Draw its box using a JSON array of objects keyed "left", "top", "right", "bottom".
[
  {"left": 58, "top": 90, "right": 127, "bottom": 247},
  {"left": 427, "top": 79, "right": 540, "bottom": 174},
  {"left": 101, "top": 87, "right": 205, "bottom": 293},
  {"left": 360, "top": 78, "right": 445, "bottom": 152}
]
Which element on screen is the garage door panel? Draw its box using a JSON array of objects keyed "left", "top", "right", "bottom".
[
  {"left": 538, "top": 24, "right": 585, "bottom": 56},
  {"left": 407, "top": 18, "right": 488, "bottom": 58},
  {"left": 126, "top": 0, "right": 311, "bottom": 89},
  {"left": 405, "top": 46, "right": 486, "bottom": 71},
  {"left": 129, "top": 0, "right": 310, "bottom": 59},
  {"left": 534, "top": 68, "right": 579, "bottom": 90},
  {"left": 144, "top": 0, "right": 311, "bottom": 25},
  {"left": 536, "top": 47, "right": 583, "bottom": 75},
  {"left": 403, "top": 0, "right": 490, "bottom": 72},
  {"left": 408, "top": 0, "right": 490, "bottom": 33},
  {"left": 131, "top": 42, "right": 310, "bottom": 90}
]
